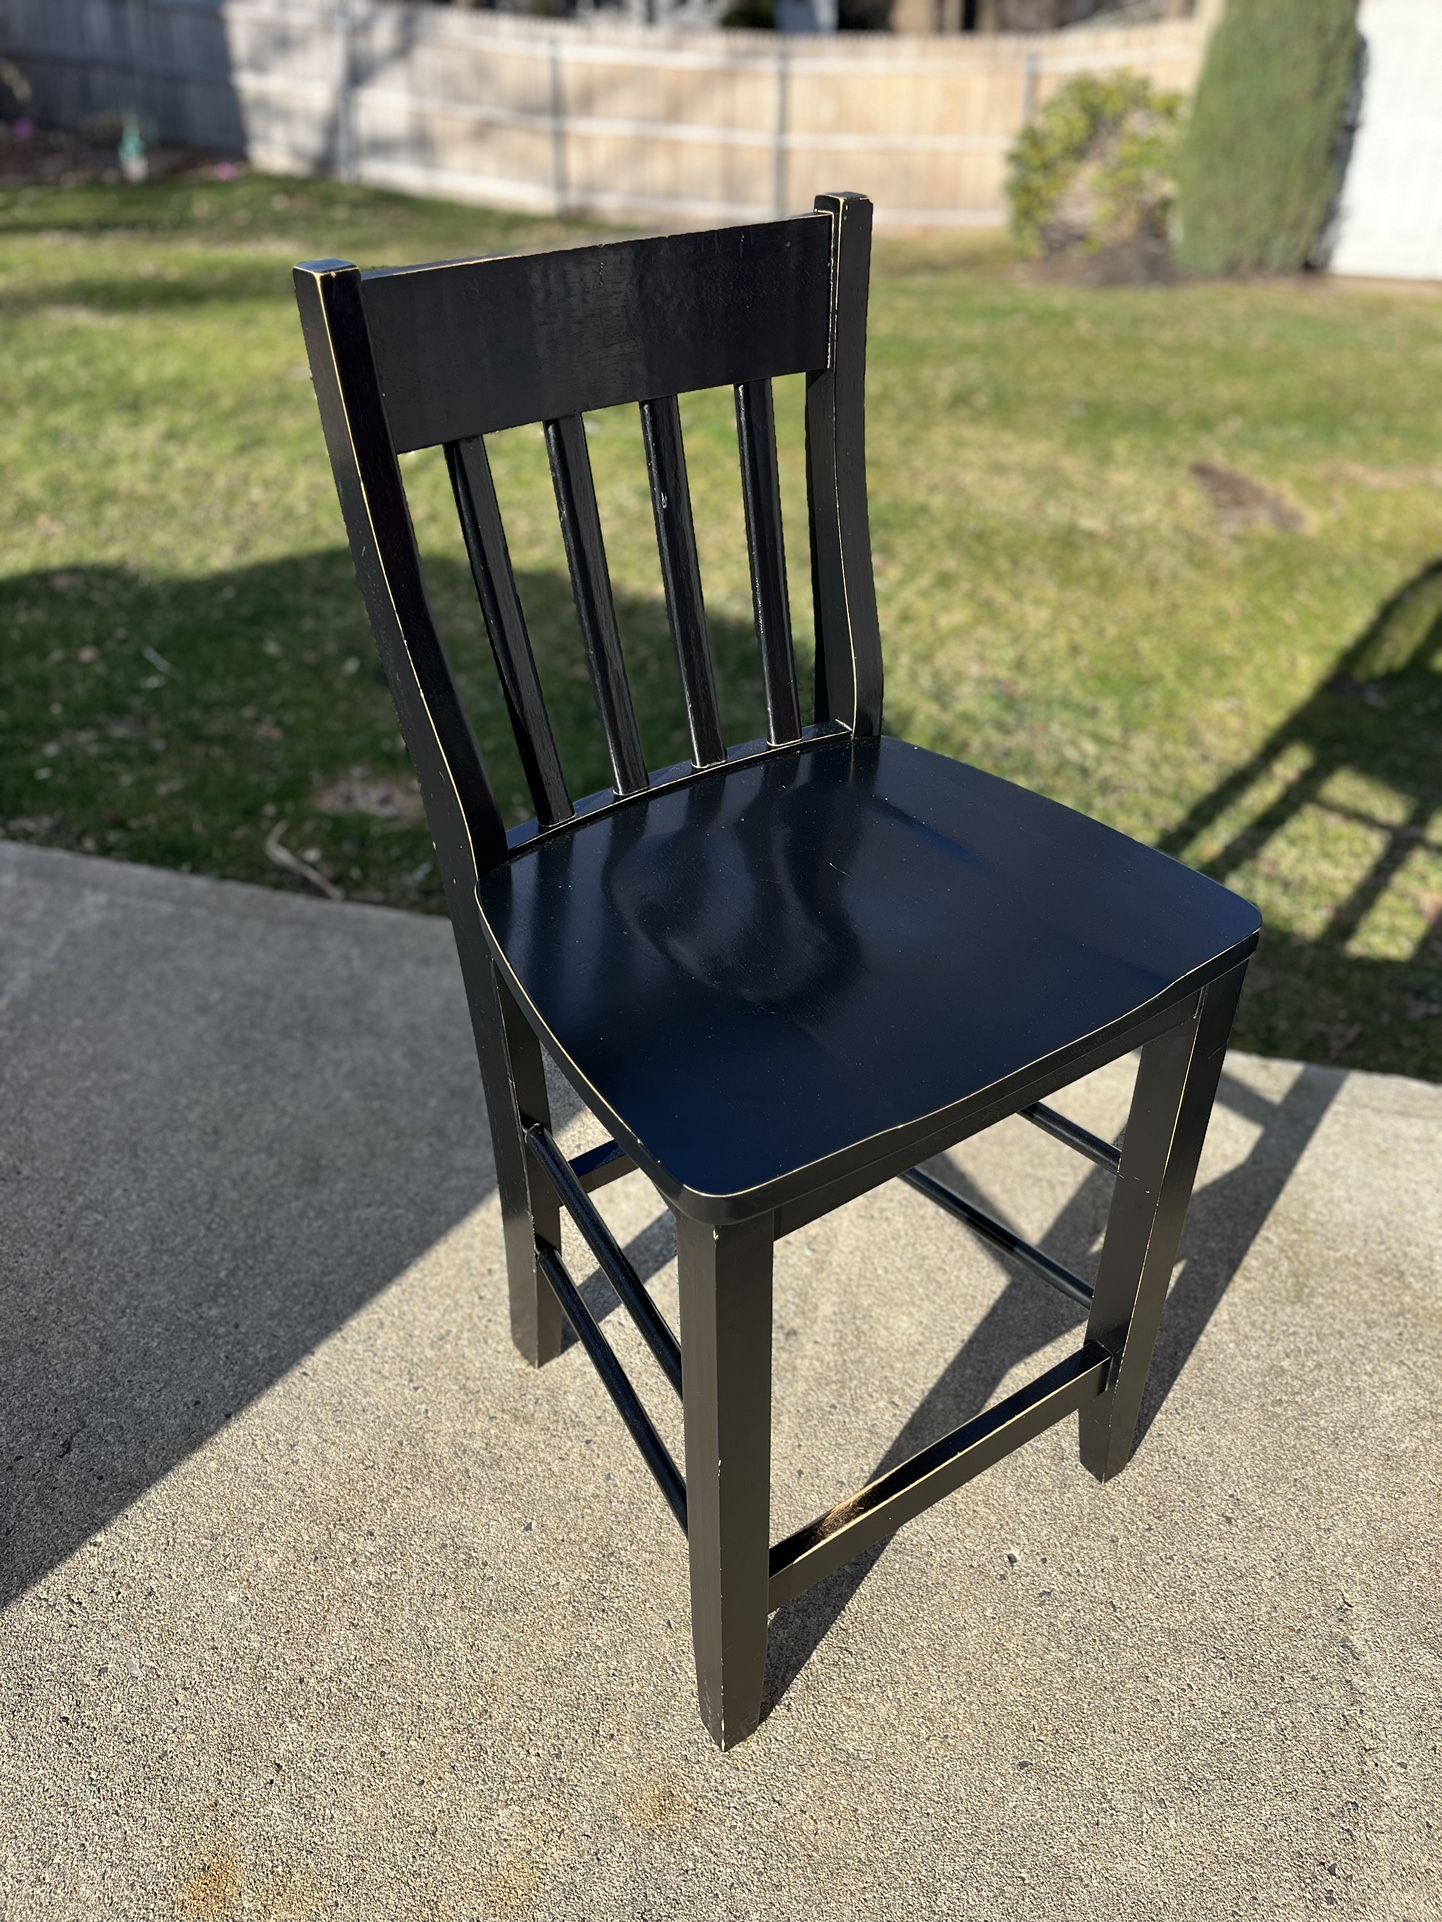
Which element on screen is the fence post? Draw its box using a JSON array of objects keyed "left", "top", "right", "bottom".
[
  {"left": 1022, "top": 49, "right": 1039, "bottom": 126},
  {"left": 773, "top": 40, "right": 789, "bottom": 216},
  {"left": 335, "top": 0, "right": 357, "bottom": 184},
  {"left": 549, "top": 37, "right": 568, "bottom": 217}
]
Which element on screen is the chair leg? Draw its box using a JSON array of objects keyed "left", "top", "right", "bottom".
[
  {"left": 469, "top": 954, "right": 565, "bottom": 1369},
  {"left": 1080, "top": 962, "right": 1248, "bottom": 1483},
  {"left": 676, "top": 1210, "right": 774, "bottom": 1750}
]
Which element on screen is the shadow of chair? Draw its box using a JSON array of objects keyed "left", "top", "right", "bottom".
[
  {"left": 562, "top": 570, "right": 1441, "bottom": 1720},
  {"left": 751, "top": 565, "right": 1442, "bottom": 1714},
  {"left": 1161, "top": 561, "right": 1442, "bottom": 1077},
  {"left": 578, "top": 1050, "right": 1341, "bottom": 1720},
  {"left": 5, "top": 542, "right": 1433, "bottom": 1722},
  {"left": 756, "top": 1051, "right": 1342, "bottom": 1711}
]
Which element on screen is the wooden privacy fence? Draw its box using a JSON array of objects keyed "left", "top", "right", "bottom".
[{"left": 7, "top": 0, "right": 1208, "bottom": 228}]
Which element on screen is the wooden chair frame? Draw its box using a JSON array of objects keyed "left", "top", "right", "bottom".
[{"left": 295, "top": 194, "right": 1258, "bottom": 1749}]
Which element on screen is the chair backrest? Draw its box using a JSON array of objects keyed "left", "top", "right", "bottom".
[{"left": 294, "top": 191, "right": 881, "bottom": 894}]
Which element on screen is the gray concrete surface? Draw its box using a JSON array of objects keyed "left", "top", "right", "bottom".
[{"left": 1, "top": 842, "right": 1437, "bottom": 1922}]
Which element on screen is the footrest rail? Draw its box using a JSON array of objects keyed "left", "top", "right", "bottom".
[
  {"left": 767, "top": 1343, "right": 1110, "bottom": 1609},
  {"left": 569, "top": 1138, "right": 635, "bottom": 1193},
  {"left": 902, "top": 1166, "right": 1094, "bottom": 1309},
  {"left": 536, "top": 1243, "right": 688, "bottom": 1534},
  {"left": 528, "top": 1124, "right": 682, "bottom": 1396},
  {"left": 1020, "top": 1102, "right": 1122, "bottom": 1172}
]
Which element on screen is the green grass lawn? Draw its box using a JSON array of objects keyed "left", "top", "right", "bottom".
[{"left": 2, "top": 173, "right": 1439, "bottom": 1077}]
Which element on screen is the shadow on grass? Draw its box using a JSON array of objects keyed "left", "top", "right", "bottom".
[
  {"left": 0, "top": 549, "right": 763, "bottom": 1608},
  {"left": 1162, "top": 560, "right": 1442, "bottom": 1079},
  {"left": 6, "top": 551, "right": 1435, "bottom": 1072},
  {"left": 0, "top": 264, "right": 308, "bottom": 315},
  {"left": 0, "top": 552, "right": 772, "bottom": 916},
  {"left": 562, "top": 560, "right": 1437, "bottom": 1724}
]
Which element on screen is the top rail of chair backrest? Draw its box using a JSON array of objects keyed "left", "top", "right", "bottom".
[{"left": 361, "top": 214, "right": 834, "bottom": 454}]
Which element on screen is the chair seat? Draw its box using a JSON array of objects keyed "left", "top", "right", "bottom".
[{"left": 478, "top": 734, "right": 1260, "bottom": 1220}]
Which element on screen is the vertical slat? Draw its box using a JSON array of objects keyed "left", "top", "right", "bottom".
[
  {"left": 545, "top": 413, "right": 648, "bottom": 797},
  {"left": 735, "top": 379, "right": 802, "bottom": 746},
  {"left": 447, "top": 436, "right": 573, "bottom": 830},
  {"left": 639, "top": 395, "right": 725, "bottom": 769},
  {"left": 806, "top": 191, "right": 884, "bottom": 737}
]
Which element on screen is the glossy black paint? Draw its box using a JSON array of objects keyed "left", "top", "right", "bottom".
[
  {"left": 901, "top": 1164, "right": 1095, "bottom": 1310},
  {"left": 641, "top": 393, "right": 725, "bottom": 769},
  {"left": 568, "top": 1137, "right": 634, "bottom": 1195},
  {"left": 735, "top": 378, "right": 802, "bottom": 744},
  {"left": 545, "top": 412, "right": 648, "bottom": 796},
  {"left": 295, "top": 192, "right": 1261, "bottom": 1753},
  {"left": 363, "top": 214, "right": 832, "bottom": 451},
  {"left": 768, "top": 1343, "right": 1111, "bottom": 1611},
  {"left": 807, "top": 192, "right": 883, "bottom": 738},
  {"left": 1020, "top": 1099, "right": 1122, "bottom": 1171},
  {"left": 536, "top": 1243, "right": 687, "bottom": 1533},
  {"left": 527, "top": 1121, "right": 682, "bottom": 1397},
  {"left": 294, "top": 259, "right": 507, "bottom": 887},
  {"left": 480, "top": 733, "right": 1259, "bottom": 1218},
  {"left": 476, "top": 954, "right": 565, "bottom": 1370},
  {"left": 677, "top": 1209, "right": 774, "bottom": 1749},
  {"left": 1080, "top": 964, "right": 1247, "bottom": 1483},
  {"left": 448, "top": 434, "right": 573, "bottom": 829}
]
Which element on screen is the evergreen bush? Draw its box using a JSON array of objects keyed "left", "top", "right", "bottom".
[{"left": 1175, "top": 0, "right": 1361, "bottom": 275}]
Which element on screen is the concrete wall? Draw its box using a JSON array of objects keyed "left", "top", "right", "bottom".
[{"left": 3, "top": 0, "right": 1208, "bottom": 230}]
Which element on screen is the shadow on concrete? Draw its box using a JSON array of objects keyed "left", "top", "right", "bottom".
[
  {"left": 0, "top": 846, "right": 579, "bottom": 1608},
  {"left": 759, "top": 1057, "right": 1343, "bottom": 1718},
  {"left": 572, "top": 1050, "right": 1342, "bottom": 1723},
  {"left": 557, "top": 564, "right": 1437, "bottom": 1719}
]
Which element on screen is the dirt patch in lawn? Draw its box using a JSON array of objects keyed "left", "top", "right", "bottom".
[
  {"left": 1190, "top": 460, "right": 1307, "bottom": 533},
  {"left": 312, "top": 770, "right": 426, "bottom": 825}
]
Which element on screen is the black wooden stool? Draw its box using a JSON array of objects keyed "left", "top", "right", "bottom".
[{"left": 295, "top": 193, "right": 1260, "bottom": 1749}]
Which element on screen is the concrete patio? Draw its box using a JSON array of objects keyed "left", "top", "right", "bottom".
[{"left": 1, "top": 842, "right": 1437, "bottom": 1920}]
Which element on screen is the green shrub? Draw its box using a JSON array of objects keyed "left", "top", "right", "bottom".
[
  {"left": 1176, "top": 0, "right": 1361, "bottom": 275},
  {"left": 1006, "top": 73, "right": 1183, "bottom": 263}
]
